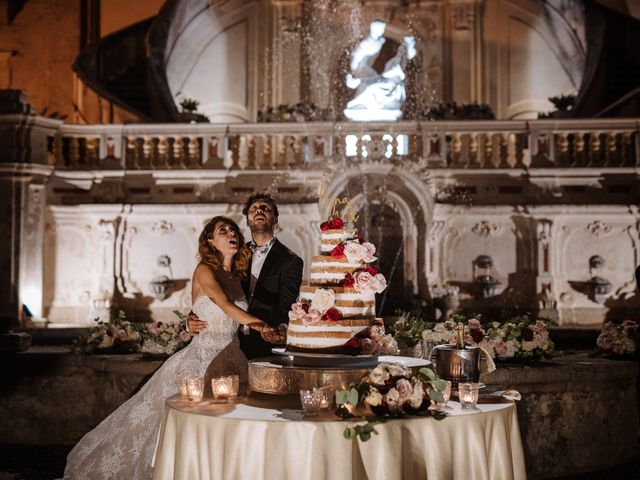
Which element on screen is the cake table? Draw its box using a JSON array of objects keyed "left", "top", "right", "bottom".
[{"left": 152, "top": 394, "right": 526, "bottom": 480}]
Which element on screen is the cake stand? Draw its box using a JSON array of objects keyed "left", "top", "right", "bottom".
[{"left": 248, "top": 352, "right": 430, "bottom": 395}]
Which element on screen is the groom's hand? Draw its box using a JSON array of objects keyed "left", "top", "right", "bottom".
[
  {"left": 260, "top": 326, "right": 286, "bottom": 345},
  {"left": 186, "top": 313, "right": 208, "bottom": 334}
]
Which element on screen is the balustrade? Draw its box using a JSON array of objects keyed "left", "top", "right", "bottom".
[{"left": 46, "top": 120, "right": 639, "bottom": 171}]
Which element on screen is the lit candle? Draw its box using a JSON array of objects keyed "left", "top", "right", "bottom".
[
  {"left": 212, "top": 376, "right": 237, "bottom": 401},
  {"left": 458, "top": 382, "right": 479, "bottom": 409},
  {"left": 185, "top": 377, "right": 204, "bottom": 402}
]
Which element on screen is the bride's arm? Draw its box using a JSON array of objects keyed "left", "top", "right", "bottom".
[{"left": 194, "top": 264, "right": 269, "bottom": 332}]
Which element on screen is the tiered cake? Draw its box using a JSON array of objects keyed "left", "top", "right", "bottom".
[{"left": 286, "top": 217, "right": 388, "bottom": 354}]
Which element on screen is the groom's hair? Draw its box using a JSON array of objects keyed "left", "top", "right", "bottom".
[{"left": 242, "top": 192, "right": 279, "bottom": 218}]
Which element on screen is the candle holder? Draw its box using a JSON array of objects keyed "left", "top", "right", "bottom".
[
  {"left": 179, "top": 375, "right": 195, "bottom": 397},
  {"left": 436, "top": 380, "right": 452, "bottom": 410},
  {"left": 299, "top": 388, "right": 323, "bottom": 416},
  {"left": 185, "top": 377, "right": 204, "bottom": 402},
  {"left": 313, "top": 386, "right": 334, "bottom": 410},
  {"left": 212, "top": 375, "right": 239, "bottom": 401},
  {"left": 458, "top": 382, "right": 480, "bottom": 409}
]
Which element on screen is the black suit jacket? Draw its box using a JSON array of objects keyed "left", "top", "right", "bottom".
[{"left": 239, "top": 239, "right": 303, "bottom": 359}]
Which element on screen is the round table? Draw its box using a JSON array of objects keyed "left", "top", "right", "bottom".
[{"left": 152, "top": 394, "right": 526, "bottom": 480}]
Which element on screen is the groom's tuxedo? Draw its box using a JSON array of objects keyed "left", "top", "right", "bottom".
[{"left": 239, "top": 238, "right": 303, "bottom": 359}]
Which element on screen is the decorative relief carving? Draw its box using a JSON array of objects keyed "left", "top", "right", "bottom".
[
  {"left": 152, "top": 220, "right": 174, "bottom": 235},
  {"left": 428, "top": 221, "right": 445, "bottom": 243},
  {"left": 471, "top": 221, "right": 499, "bottom": 237},
  {"left": 537, "top": 220, "right": 552, "bottom": 245},
  {"left": 451, "top": 1, "right": 476, "bottom": 30},
  {"left": 586, "top": 220, "right": 610, "bottom": 237}
]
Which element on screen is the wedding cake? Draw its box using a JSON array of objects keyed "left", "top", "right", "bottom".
[{"left": 286, "top": 217, "right": 390, "bottom": 355}]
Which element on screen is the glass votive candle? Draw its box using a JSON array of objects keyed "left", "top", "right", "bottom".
[
  {"left": 458, "top": 382, "right": 480, "bottom": 409},
  {"left": 299, "top": 388, "right": 322, "bottom": 416},
  {"left": 185, "top": 377, "right": 204, "bottom": 402},
  {"left": 212, "top": 376, "right": 238, "bottom": 401},
  {"left": 436, "top": 380, "right": 452, "bottom": 410},
  {"left": 313, "top": 386, "right": 333, "bottom": 410}
]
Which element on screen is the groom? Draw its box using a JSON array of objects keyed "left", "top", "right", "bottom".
[{"left": 189, "top": 193, "right": 303, "bottom": 359}]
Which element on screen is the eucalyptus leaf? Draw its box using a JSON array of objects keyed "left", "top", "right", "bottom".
[
  {"left": 419, "top": 367, "right": 436, "bottom": 381},
  {"left": 430, "top": 390, "right": 444, "bottom": 404},
  {"left": 361, "top": 422, "right": 375, "bottom": 434},
  {"left": 347, "top": 388, "right": 359, "bottom": 405},
  {"left": 359, "top": 432, "right": 371, "bottom": 442},
  {"left": 335, "top": 390, "right": 349, "bottom": 405},
  {"left": 344, "top": 427, "right": 357, "bottom": 439},
  {"left": 434, "top": 379, "right": 449, "bottom": 391}
]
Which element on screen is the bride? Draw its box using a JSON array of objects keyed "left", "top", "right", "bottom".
[{"left": 64, "top": 216, "right": 279, "bottom": 479}]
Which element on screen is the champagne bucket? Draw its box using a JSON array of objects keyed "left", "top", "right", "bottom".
[{"left": 430, "top": 344, "right": 481, "bottom": 391}]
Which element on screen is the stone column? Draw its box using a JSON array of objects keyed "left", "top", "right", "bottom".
[
  {"left": 445, "top": 0, "right": 482, "bottom": 103},
  {"left": 535, "top": 219, "right": 558, "bottom": 320},
  {"left": 0, "top": 91, "right": 59, "bottom": 326}
]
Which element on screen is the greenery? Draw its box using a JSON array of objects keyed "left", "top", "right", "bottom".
[
  {"left": 257, "top": 101, "right": 333, "bottom": 122},
  {"left": 389, "top": 310, "right": 429, "bottom": 350},
  {"left": 417, "top": 101, "right": 495, "bottom": 120},
  {"left": 179, "top": 98, "right": 200, "bottom": 113}
]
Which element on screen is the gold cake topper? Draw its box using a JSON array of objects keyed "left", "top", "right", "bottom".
[{"left": 318, "top": 183, "right": 359, "bottom": 224}]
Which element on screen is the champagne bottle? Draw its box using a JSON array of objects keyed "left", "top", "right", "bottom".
[{"left": 455, "top": 322, "right": 465, "bottom": 349}]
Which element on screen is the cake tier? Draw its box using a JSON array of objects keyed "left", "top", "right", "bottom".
[
  {"left": 299, "top": 284, "right": 375, "bottom": 319},
  {"left": 286, "top": 317, "right": 373, "bottom": 353},
  {"left": 310, "top": 255, "right": 362, "bottom": 285},
  {"left": 320, "top": 229, "right": 358, "bottom": 254}
]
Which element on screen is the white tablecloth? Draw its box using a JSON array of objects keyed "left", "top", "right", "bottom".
[{"left": 152, "top": 395, "right": 526, "bottom": 480}]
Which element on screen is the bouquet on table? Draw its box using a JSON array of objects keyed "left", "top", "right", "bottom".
[
  {"left": 595, "top": 320, "right": 639, "bottom": 359},
  {"left": 422, "top": 314, "right": 554, "bottom": 362},
  {"left": 83, "top": 310, "right": 192, "bottom": 356},
  {"left": 335, "top": 362, "right": 448, "bottom": 441}
]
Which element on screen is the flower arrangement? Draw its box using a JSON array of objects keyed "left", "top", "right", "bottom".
[
  {"left": 595, "top": 320, "right": 639, "bottom": 358},
  {"left": 430, "top": 284, "right": 460, "bottom": 298},
  {"left": 421, "top": 314, "right": 555, "bottom": 362},
  {"left": 257, "top": 101, "right": 332, "bottom": 123},
  {"left": 83, "top": 310, "right": 192, "bottom": 356},
  {"left": 335, "top": 362, "right": 447, "bottom": 441},
  {"left": 389, "top": 311, "right": 429, "bottom": 354}
]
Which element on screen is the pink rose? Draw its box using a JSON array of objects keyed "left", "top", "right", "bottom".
[
  {"left": 360, "top": 338, "right": 376, "bottom": 355},
  {"left": 468, "top": 319, "right": 481, "bottom": 330},
  {"left": 291, "top": 302, "right": 307, "bottom": 319},
  {"left": 116, "top": 329, "right": 128, "bottom": 341},
  {"left": 494, "top": 341, "right": 508, "bottom": 357},
  {"left": 361, "top": 242, "right": 377, "bottom": 263},
  {"left": 353, "top": 271, "right": 374, "bottom": 293},
  {"left": 179, "top": 330, "right": 191, "bottom": 342},
  {"left": 148, "top": 323, "right": 160, "bottom": 335},
  {"left": 303, "top": 307, "right": 322, "bottom": 324},
  {"left": 371, "top": 273, "right": 387, "bottom": 294},
  {"left": 369, "top": 325, "right": 385, "bottom": 339}
]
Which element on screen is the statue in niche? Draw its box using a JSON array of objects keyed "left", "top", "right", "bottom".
[
  {"left": 538, "top": 283, "right": 557, "bottom": 310},
  {"left": 344, "top": 20, "right": 417, "bottom": 121}
]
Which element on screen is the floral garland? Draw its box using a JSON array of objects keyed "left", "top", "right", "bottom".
[
  {"left": 335, "top": 363, "right": 447, "bottom": 441},
  {"left": 595, "top": 320, "right": 638, "bottom": 359},
  {"left": 83, "top": 310, "right": 192, "bottom": 356}
]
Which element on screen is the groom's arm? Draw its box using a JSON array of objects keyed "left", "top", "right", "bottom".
[{"left": 277, "top": 254, "right": 304, "bottom": 326}]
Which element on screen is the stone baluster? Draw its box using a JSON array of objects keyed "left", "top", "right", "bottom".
[
  {"left": 427, "top": 133, "right": 446, "bottom": 167},
  {"left": 172, "top": 136, "right": 185, "bottom": 167},
  {"left": 140, "top": 136, "right": 153, "bottom": 168},
  {"left": 555, "top": 132, "right": 569, "bottom": 167},
  {"left": 238, "top": 135, "right": 249, "bottom": 169},
  {"left": 50, "top": 134, "right": 62, "bottom": 166},
  {"left": 125, "top": 136, "right": 139, "bottom": 169},
  {"left": 69, "top": 136, "right": 80, "bottom": 168},
  {"left": 589, "top": 131, "right": 601, "bottom": 166},
  {"left": 484, "top": 132, "right": 495, "bottom": 167},
  {"left": 188, "top": 136, "right": 200, "bottom": 168},
  {"left": 620, "top": 131, "right": 633, "bottom": 166},
  {"left": 293, "top": 135, "right": 303, "bottom": 166},
  {"left": 85, "top": 137, "right": 99, "bottom": 168},
  {"left": 573, "top": 131, "right": 586, "bottom": 166},
  {"left": 605, "top": 131, "right": 618, "bottom": 167},
  {"left": 468, "top": 132, "right": 479, "bottom": 166},
  {"left": 156, "top": 136, "right": 169, "bottom": 168},
  {"left": 451, "top": 132, "right": 463, "bottom": 166}
]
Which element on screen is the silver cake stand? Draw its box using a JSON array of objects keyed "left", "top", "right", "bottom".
[{"left": 248, "top": 351, "right": 430, "bottom": 395}]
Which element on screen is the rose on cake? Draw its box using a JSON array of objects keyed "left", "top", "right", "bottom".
[
  {"left": 311, "top": 288, "right": 336, "bottom": 314},
  {"left": 320, "top": 216, "right": 345, "bottom": 231}
]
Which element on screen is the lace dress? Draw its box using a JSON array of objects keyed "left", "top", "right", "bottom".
[{"left": 64, "top": 297, "right": 249, "bottom": 480}]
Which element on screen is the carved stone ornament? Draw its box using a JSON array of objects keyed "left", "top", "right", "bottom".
[
  {"left": 152, "top": 220, "right": 174, "bottom": 235},
  {"left": 471, "top": 221, "right": 499, "bottom": 237},
  {"left": 536, "top": 220, "right": 552, "bottom": 245},
  {"left": 586, "top": 221, "right": 610, "bottom": 237}
]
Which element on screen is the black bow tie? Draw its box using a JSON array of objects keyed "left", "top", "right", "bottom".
[{"left": 250, "top": 241, "right": 272, "bottom": 255}]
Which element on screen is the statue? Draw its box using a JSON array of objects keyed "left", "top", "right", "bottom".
[{"left": 344, "top": 20, "right": 416, "bottom": 122}]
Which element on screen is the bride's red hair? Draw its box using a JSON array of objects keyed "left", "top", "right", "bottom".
[{"left": 198, "top": 216, "right": 251, "bottom": 278}]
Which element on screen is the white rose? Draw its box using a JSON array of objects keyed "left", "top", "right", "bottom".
[
  {"left": 433, "top": 323, "right": 446, "bottom": 334},
  {"left": 371, "top": 273, "right": 387, "bottom": 294},
  {"left": 409, "top": 378, "right": 425, "bottom": 409},
  {"left": 368, "top": 365, "right": 390, "bottom": 385},
  {"left": 386, "top": 363, "right": 412, "bottom": 378},
  {"left": 364, "top": 387, "right": 383, "bottom": 406},
  {"left": 311, "top": 289, "right": 335, "bottom": 314},
  {"left": 344, "top": 241, "right": 366, "bottom": 263},
  {"left": 361, "top": 242, "right": 377, "bottom": 263},
  {"left": 384, "top": 388, "right": 401, "bottom": 413}
]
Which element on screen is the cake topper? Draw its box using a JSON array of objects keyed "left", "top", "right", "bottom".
[{"left": 318, "top": 183, "right": 360, "bottom": 224}]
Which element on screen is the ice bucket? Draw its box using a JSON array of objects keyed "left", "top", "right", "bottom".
[{"left": 431, "top": 344, "right": 481, "bottom": 391}]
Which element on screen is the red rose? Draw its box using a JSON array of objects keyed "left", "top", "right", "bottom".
[
  {"left": 322, "top": 307, "right": 341, "bottom": 322},
  {"left": 364, "top": 266, "right": 379, "bottom": 276},
  {"left": 331, "top": 244, "right": 345, "bottom": 258},
  {"left": 320, "top": 221, "right": 330, "bottom": 231},
  {"left": 330, "top": 217, "right": 345, "bottom": 229},
  {"left": 341, "top": 274, "right": 355, "bottom": 288},
  {"left": 470, "top": 329, "right": 484, "bottom": 343},
  {"left": 356, "top": 327, "right": 371, "bottom": 339},
  {"left": 358, "top": 236, "right": 365, "bottom": 244},
  {"left": 301, "top": 303, "right": 310, "bottom": 313},
  {"left": 344, "top": 337, "right": 362, "bottom": 354},
  {"left": 522, "top": 328, "right": 534, "bottom": 341}
]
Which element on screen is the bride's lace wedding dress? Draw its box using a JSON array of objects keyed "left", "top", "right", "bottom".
[{"left": 64, "top": 296, "right": 249, "bottom": 480}]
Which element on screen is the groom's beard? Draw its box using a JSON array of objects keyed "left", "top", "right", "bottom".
[{"left": 248, "top": 220, "right": 275, "bottom": 236}]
